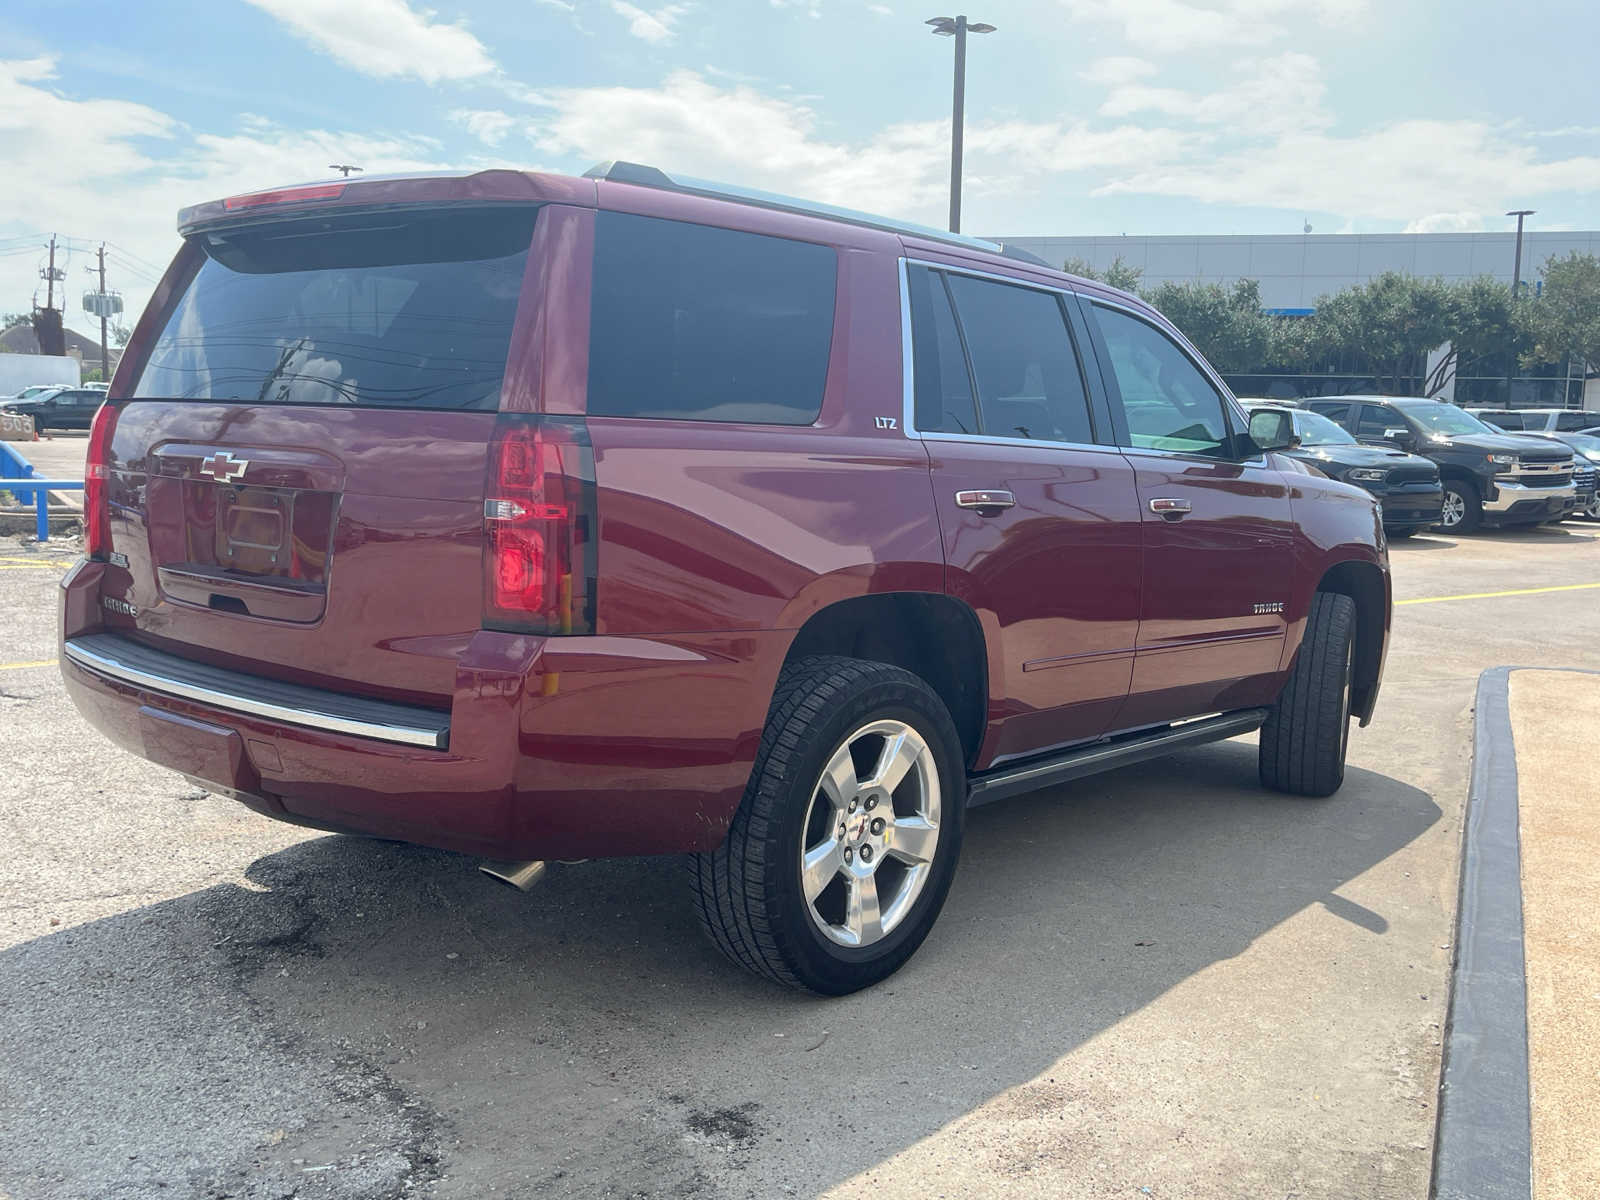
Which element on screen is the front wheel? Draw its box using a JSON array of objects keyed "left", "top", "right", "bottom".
[
  {"left": 1435, "top": 480, "right": 1482, "bottom": 534},
  {"left": 1260, "top": 592, "right": 1357, "bottom": 798},
  {"left": 689, "top": 656, "right": 966, "bottom": 994},
  {"left": 1584, "top": 493, "right": 1600, "bottom": 521}
]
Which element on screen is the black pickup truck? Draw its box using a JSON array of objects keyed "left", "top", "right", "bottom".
[{"left": 1305, "top": 396, "right": 1576, "bottom": 533}]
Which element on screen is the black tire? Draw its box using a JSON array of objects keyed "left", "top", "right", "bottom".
[
  {"left": 1435, "top": 479, "right": 1482, "bottom": 534},
  {"left": 1385, "top": 527, "right": 1416, "bottom": 539},
  {"left": 688, "top": 655, "right": 967, "bottom": 995},
  {"left": 1259, "top": 592, "right": 1357, "bottom": 798}
]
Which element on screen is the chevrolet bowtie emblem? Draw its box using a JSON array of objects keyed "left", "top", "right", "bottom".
[{"left": 198, "top": 451, "right": 249, "bottom": 482}]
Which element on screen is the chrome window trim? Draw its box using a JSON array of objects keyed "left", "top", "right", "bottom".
[
  {"left": 897, "top": 255, "right": 1119, "bottom": 457},
  {"left": 63, "top": 634, "right": 450, "bottom": 750}
]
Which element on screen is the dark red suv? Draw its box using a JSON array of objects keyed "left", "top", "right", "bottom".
[{"left": 61, "top": 164, "right": 1391, "bottom": 993}]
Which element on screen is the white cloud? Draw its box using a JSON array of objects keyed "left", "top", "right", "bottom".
[
  {"left": 1078, "top": 56, "right": 1159, "bottom": 86},
  {"left": 1093, "top": 119, "right": 1600, "bottom": 223},
  {"left": 0, "top": 57, "right": 447, "bottom": 341},
  {"left": 868, "top": 3, "right": 894, "bottom": 14},
  {"left": 528, "top": 70, "right": 1193, "bottom": 220},
  {"left": 451, "top": 108, "right": 518, "bottom": 146},
  {"left": 1058, "top": 0, "right": 1369, "bottom": 54},
  {"left": 242, "top": 0, "right": 496, "bottom": 83},
  {"left": 1098, "top": 52, "right": 1329, "bottom": 137},
  {"left": 1405, "top": 212, "right": 1488, "bottom": 234},
  {"left": 610, "top": 1, "right": 689, "bottom": 44}
]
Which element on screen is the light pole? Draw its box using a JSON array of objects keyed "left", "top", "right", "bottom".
[
  {"left": 1507, "top": 209, "right": 1535, "bottom": 297},
  {"left": 927, "top": 15, "right": 995, "bottom": 234}
]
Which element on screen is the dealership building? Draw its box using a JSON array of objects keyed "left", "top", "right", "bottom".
[{"left": 991, "top": 229, "right": 1600, "bottom": 409}]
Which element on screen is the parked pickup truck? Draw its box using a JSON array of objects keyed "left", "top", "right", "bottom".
[
  {"left": 1305, "top": 396, "right": 1577, "bottom": 533},
  {"left": 59, "top": 164, "right": 1392, "bottom": 993}
]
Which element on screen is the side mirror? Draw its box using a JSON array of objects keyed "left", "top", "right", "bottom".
[
  {"left": 1248, "top": 408, "right": 1299, "bottom": 452},
  {"left": 1382, "top": 426, "right": 1411, "bottom": 446}
]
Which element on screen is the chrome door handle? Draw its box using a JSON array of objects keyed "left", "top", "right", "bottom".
[
  {"left": 1149, "top": 497, "right": 1192, "bottom": 517},
  {"left": 955, "top": 489, "right": 1016, "bottom": 512}
]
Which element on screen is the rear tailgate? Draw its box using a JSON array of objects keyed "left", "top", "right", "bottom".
[{"left": 94, "top": 202, "right": 540, "bottom": 707}]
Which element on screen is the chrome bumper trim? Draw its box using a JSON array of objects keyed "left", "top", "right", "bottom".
[
  {"left": 1484, "top": 480, "right": 1576, "bottom": 513},
  {"left": 63, "top": 633, "right": 450, "bottom": 750}
]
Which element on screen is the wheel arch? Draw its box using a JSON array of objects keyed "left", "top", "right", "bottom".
[
  {"left": 1314, "top": 558, "right": 1389, "bottom": 725},
  {"left": 781, "top": 592, "right": 989, "bottom": 770}
]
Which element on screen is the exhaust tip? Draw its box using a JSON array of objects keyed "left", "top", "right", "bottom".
[{"left": 479, "top": 860, "right": 548, "bottom": 892}]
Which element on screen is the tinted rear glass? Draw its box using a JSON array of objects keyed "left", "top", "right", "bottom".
[
  {"left": 132, "top": 207, "right": 535, "bottom": 410},
  {"left": 587, "top": 212, "right": 836, "bottom": 424}
]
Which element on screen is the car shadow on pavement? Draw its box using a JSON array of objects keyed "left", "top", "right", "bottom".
[
  {"left": 1471, "top": 524, "right": 1596, "bottom": 544},
  {"left": 0, "top": 741, "right": 1440, "bottom": 1199}
]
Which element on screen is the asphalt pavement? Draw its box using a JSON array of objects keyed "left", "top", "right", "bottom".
[{"left": 0, "top": 522, "right": 1596, "bottom": 1199}]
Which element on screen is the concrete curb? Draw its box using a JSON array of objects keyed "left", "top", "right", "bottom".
[{"left": 1431, "top": 666, "right": 1531, "bottom": 1200}]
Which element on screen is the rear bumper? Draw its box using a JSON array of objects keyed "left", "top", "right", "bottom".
[{"left": 60, "top": 563, "right": 785, "bottom": 860}]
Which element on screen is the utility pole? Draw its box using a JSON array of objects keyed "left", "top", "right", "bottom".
[
  {"left": 1505, "top": 209, "right": 1536, "bottom": 408},
  {"left": 44, "top": 234, "right": 58, "bottom": 310},
  {"left": 96, "top": 244, "right": 109, "bottom": 381}
]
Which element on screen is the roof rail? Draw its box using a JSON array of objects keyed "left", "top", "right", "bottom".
[{"left": 584, "top": 160, "right": 1041, "bottom": 263}]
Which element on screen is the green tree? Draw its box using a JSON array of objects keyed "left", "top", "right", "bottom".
[
  {"left": 1521, "top": 252, "right": 1600, "bottom": 369},
  {"left": 1061, "top": 255, "right": 1144, "bottom": 293},
  {"left": 1142, "top": 278, "right": 1272, "bottom": 374},
  {"left": 1304, "top": 272, "right": 1454, "bottom": 392}
]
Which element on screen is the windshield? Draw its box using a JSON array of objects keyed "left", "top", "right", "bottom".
[
  {"left": 1564, "top": 434, "right": 1600, "bottom": 457},
  {"left": 1292, "top": 410, "right": 1357, "bottom": 446},
  {"left": 1398, "top": 403, "right": 1495, "bottom": 436},
  {"left": 132, "top": 206, "right": 535, "bottom": 410}
]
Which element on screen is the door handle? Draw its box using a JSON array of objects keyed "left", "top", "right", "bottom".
[
  {"left": 955, "top": 489, "right": 1016, "bottom": 513},
  {"left": 1149, "top": 497, "right": 1192, "bottom": 518}
]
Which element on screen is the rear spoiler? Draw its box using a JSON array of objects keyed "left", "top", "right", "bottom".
[{"left": 176, "top": 170, "right": 595, "bottom": 236}]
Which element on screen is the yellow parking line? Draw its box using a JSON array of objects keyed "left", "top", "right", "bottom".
[
  {"left": 0, "top": 563, "right": 66, "bottom": 570},
  {"left": 1397, "top": 581, "right": 1600, "bottom": 606},
  {"left": 0, "top": 659, "right": 57, "bottom": 671}
]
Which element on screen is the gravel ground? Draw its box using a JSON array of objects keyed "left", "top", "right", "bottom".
[{"left": 0, "top": 522, "right": 1596, "bottom": 1199}]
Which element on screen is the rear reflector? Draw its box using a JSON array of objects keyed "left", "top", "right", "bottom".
[
  {"left": 223, "top": 183, "right": 346, "bottom": 210},
  {"left": 482, "top": 416, "right": 595, "bottom": 635},
  {"left": 85, "top": 402, "right": 120, "bottom": 560}
]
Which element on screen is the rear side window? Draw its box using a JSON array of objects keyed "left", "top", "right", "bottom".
[
  {"left": 1308, "top": 401, "right": 1351, "bottom": 426},
  {"left": 944, "top": 274, "right": 1096, "bottom": 444},
  {"left": 907, "top": 266, "right": 979, "bottom": 435},
  {"left": 587, "top": 212, "right": 836, "bottom": 424},
  {"left": 133, "top": 207, "right": 536, "bottom": 410}
]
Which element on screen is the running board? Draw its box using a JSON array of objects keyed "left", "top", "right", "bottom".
[{"left": 966, "top": 708, "right": 1270, "bottom": 808}]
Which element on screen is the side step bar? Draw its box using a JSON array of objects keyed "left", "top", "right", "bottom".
[{"left": 967, "top": 708, "right": 1270, "bottom": 808}]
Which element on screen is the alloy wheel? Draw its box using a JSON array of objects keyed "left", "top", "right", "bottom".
[
  {"left": 799, "top": 719, "right": 941, "bottom": 948},
  {"left": 1439, "top": 489, "right": 1466, "bottom": 529}
]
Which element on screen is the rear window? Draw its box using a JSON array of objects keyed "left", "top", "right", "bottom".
[
  {"left": 587, "top": 212, "right": 837, "bottom": 424},
  {"left": 132, "top": 207, "right": 536, "bottom": 410}
]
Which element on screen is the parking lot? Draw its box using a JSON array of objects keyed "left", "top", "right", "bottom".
[{"left": 0, "top": 522, "right": 1595, "bottom": 1199}]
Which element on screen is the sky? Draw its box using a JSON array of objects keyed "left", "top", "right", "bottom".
[{"left": 3, "top": 0, "right": 1599, "bottom": 343}]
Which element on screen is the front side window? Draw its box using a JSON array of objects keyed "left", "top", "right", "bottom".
[
  {"left": 1292, "top": 410, "right": 1357, "bottom": 446},
  {"left": 1480, "top": 411, "right": 1523, "bottom": 430},
  {"left": 1556, "top": 412, "right": 1592, "bottom": 431},
  {"left": 588, "top": 212, "right": 837, "bottom": 424},
  {"left": 1091, "top": 304, "right": 1231, "bottom": 457},
  {"left": 134, "top": 207, "right": 536, "bottom": 410},
  {"left": 943, "top": 274, "right": 1096, "bottom": 444}
]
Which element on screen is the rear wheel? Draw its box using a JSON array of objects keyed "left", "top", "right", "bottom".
[
  {"left": 1436, "top": 480, "right": 1481, "bottom": 534},
  {"left": 1259, "top": 592, "right": 1357, "bottom": 798},
  {"left": 1385, "top": 527, "right": 1416, "bottom": 540},
  {"left": 689, "top": 656, "right": 966, "bottom": 994}
]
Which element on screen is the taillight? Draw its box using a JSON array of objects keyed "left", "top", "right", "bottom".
[
  {"left": 85, "top": 402, "right": 119, "bottom": 560},
  {"left": 482, "top": 416, "right": 595, "bottom": 634}
]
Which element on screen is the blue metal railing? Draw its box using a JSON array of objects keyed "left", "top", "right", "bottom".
[{"left": 0, "top": 439, "right": 81, "bottom": 542}]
